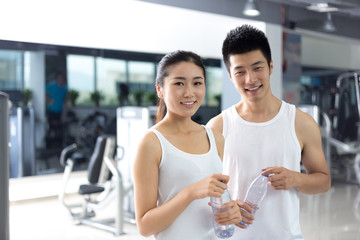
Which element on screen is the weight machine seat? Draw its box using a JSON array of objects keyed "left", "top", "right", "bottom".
[
  {"left": 60, "top": 135, "right": 109, "bottom": 196},
  {"left": 78, "top": 185, "right": 105, "bottom": 195},
  {"left": 87, "top": 135, "right": 108, "bottom": 184}
]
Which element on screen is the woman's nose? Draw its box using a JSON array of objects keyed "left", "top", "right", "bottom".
[{"left": 184, "top": 85, "right": 194, "bottom": 97}]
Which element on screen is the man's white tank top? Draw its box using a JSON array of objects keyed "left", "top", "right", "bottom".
[
  {"left": 222, "top": 101, "right": 304, "bottom": 239},
  {"left": 150, "top": 125, "right": 222, "bottom": 240}
]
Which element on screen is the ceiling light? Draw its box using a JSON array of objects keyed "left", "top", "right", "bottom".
[
  {"left": 306, "top": 3, "right": 339, "bottom": 12},
  {"left": 243, "top": 0, "right": 260, "bottom": 17},
  {"left": 323, "top": 12, "right": 336, "bottom": 32}
]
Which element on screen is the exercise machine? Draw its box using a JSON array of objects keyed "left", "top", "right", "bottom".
[
  {"left": 116, "top": 106, "right": 155, "bottom": 217},
  {"left": 329, "top": 71, "right": 360, "bottom": 185},
  {"left": 59, "top": 135, "right": 133, "bottom": 236}
]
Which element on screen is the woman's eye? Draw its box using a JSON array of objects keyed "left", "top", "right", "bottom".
[
  {"left": 194, "top": 81, "right": 203, "bottom": 85},
  {"left": 175, "top": 82, "right": 184, "bottom": 86}
]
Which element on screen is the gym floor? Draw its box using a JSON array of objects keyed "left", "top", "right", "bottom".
[{"left": 9, "top": 174, "right": 360, "bottom": 240}]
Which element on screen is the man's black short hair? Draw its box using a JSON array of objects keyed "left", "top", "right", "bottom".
[{"left": 222, "top": 24, "right": 272, "bottom": 72}]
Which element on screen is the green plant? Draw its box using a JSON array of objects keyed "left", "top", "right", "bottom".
[
  {"left": 21, "top": 89, "right": 32, "bottom": 106},
  {"left": 90, "top": 90, "right": 104, "bottom": 106},
  {"left": 214, "top": 94, "right": 222, "bottom": 107},
  {"left": 132, "top": 89, "right": 145, "bottom": 106},
  {"left": 146, "top": 92, "right": 157, "bottom": 106},
  {"left": 68, "top": 89, "right": 79, "bottom": 106}
]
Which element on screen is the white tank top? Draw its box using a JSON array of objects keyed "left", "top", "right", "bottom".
[
  {"left": 150, "top": 125, "right": 222, "bottom": 240},
  {"left": 222, "top": 101, "right": 303, "bottom": 240}
]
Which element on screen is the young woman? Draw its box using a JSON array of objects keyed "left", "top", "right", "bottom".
[{"left": 133, "top": 50, "right": 241, "bottom": 239}]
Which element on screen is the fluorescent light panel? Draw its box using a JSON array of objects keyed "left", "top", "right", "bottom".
[{"left": 306, "top": 3, "right": 339, "bottom": 12}]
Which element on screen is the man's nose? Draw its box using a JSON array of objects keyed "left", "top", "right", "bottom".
[{"left": 244, "top": 71, "right": 255, "bottom": 85}]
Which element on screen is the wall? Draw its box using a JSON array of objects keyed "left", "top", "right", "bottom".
[
  {"left": 0, "top": 0, "right": 263, "bottom": 59},
  {"left": 301, "top": 32, "right": 360, "bottom": 70}
]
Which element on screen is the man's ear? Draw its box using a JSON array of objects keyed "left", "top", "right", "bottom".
[{"left": 228, "top": 72, "right": 235, "bottom": 84}]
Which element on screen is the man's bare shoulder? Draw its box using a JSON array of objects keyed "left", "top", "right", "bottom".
[{"left": 295, "top": 108, "right": 319, "bottom": 130}]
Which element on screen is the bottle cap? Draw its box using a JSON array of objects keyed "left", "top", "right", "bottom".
[{"left": 261, "top": 169, "right": 269, "bottom": 177}]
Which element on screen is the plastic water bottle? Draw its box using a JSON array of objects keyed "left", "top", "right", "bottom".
[
  {"left": 240, "top": 171, "right": 268, "bottom": 227},
  {"left": 210, "top": 188, "right": 234, "bottom": 238}
]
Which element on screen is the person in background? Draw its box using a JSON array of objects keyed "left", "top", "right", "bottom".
[
  {"left": 207, "top": 25, "right": 331, "bottom": 239},
  {"left": 46, "top": 70, "right": 68, "bottom": 145},
  {"left": 133, "top": 50, "right": 241, "bottom": 239}
]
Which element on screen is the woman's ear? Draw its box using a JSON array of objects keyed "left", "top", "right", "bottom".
[{"left": 156, "top": 83, "right": 164, "bottom": 98}]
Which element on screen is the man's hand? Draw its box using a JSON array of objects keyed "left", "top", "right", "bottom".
[
  {"left": 262, "top": 167, "right": 298, "bottom": 190},
  {"left": 235, "top": 200, "right": 254, "bottom": 229},
  {"left": 213, "top": 200, "right": 242, "bottom": 226}
]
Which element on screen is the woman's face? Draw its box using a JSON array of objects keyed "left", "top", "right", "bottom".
[{"left": 157, "top": 61, "right": 205, "bottom": 119}]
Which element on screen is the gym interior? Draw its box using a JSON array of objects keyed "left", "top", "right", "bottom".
[{"left": 1, "top": 0, "right": 360, "bottom": 239}]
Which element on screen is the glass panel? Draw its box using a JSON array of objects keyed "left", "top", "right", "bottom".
[
  {"left": 128, "top": 61, "right": 154, "bottom": 84},
  {"left": 67, "top": 54, "right": 95, "bottom": 106},
  {"left": 96, "top": 57, "right": 126, "bottom": 106},
  {"left": 23, "top": 52, "right": 31, "bottom": 89},
  {"left": 0, "top": 50, "right": 23, "bottom": 90},
  {"left": 206, "top": 66, "right": 222, "bottom": 107},
  {"left": 128, "top": 61, "right": 156, "bottom": 106}
]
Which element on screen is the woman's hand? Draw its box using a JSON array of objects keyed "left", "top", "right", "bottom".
[{"left": 185, "top": 174, "right": 229, "bottom": 200}]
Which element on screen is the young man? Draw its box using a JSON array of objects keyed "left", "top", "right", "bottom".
[{"left": 207, "top": 25, "right": 331, "bottom": 239}]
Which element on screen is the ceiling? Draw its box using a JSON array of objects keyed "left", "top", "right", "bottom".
[
  {"left": 140, "top": 0, "right": 360, "bottom": 40},
  {"left": 266, "top": 0, "right": 360, "bottom": 19}
]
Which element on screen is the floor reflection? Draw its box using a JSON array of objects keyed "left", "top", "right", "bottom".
[
  {"left": 300, "top": 182, "right": 360, "bottom": 240},
  {"left": 9, "top": 180, "right": 360, "bottom": 240}
]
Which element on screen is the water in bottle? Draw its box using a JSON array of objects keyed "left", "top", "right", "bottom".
[
  {"left": 211, "top": 188, "right": 234, "bottom": 238},
  {"left": 240, "top": 171, "right": 268, "bottom": 227}
]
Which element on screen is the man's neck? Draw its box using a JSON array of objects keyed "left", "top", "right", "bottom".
[{"left": 236, "top": 95, "right": 282, "bottom": 123}]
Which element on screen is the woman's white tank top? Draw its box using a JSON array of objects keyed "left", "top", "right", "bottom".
[
  {"left": 150, "top": 125, "right": 222, "bottom": 240},
  {"left": 222, "top": 101, "right": 304, "bottom": 239}
]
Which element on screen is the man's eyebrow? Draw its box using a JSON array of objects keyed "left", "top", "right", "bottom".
[
  {"left": 232, "top": 61, "right": 265, "bottom": 70},
  {"left": 251, "top": 61, "right": 265, "bottom": 66}
]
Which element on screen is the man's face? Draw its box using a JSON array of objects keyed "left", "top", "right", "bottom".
[
  {"left": 228, "top": 49, "right": 273, "bottom": 103},
  {"left": 57, "top": 75, "right": 65, "bottom": 87}
]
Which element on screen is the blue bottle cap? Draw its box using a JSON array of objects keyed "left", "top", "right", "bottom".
[{"left": 261, "top": 169, "right": 269, "bottom": 177}]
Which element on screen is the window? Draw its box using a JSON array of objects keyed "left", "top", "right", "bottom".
[
  {"left": 0, "top": 50, "right": 23, "bottom": 90},
  {"left": 66, "top": 53, "right": 221, "bottom": 107},
  {"left": 96, "top": 57, "right": 126, "bottom": 106},
  {"left": 67, "top": 55, "right": 95, "bottom": 105},
  {"left": 206, "top": 66, "right": 222, "bottom": 107},
  {"left": 128, "top": 61, "right": 156, "bottom": 106}
]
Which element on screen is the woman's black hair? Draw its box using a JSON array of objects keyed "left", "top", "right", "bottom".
[{"left": 155, "top": 50, "right": 206, "bottom": 123}]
